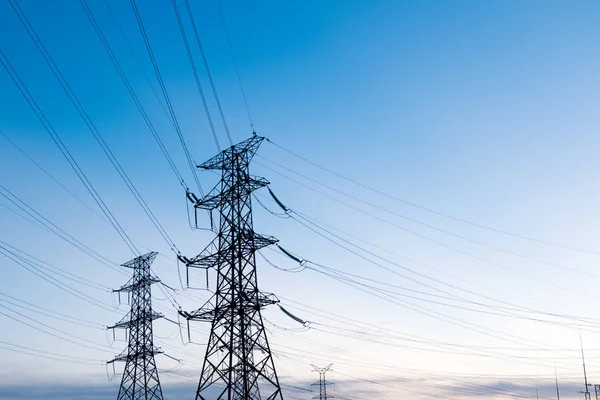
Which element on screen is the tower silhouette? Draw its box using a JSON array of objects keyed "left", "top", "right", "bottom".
[
  {"left": 311, "top": 364, "right": 334, "bottom": 400},
  {"left": 108, "top": 251, "right": 164, "bottom": 400},
  {"left": 180, "top": 135, "right": 283, "bottom": 400}
]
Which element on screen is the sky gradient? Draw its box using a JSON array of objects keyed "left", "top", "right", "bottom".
[{"left": 1, "top": 0, "right": 600, "bottom": 399}]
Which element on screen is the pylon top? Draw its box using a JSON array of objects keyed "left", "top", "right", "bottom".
[
  {"left": 197, "top": 135, "right": 264, "bottom": 170},
  {"left": 120, "top": 251, "right": 157, "bottom": 268}
]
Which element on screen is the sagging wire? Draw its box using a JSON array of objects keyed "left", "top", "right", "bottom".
[
  {"left": 176, "top": 312, "right": 206, "bottom": 347},
  {"left": 176, "top": 255, "right": 211, "bottom": 291},
  {"left": 155, "top": 328, "right": 180, "bottom": 340},
  {"left": 162, "top": 353, "right": 182, "bottom": 364},
  {"left": 186, "top": 190, "right": 215, "bottom": 232},
  {"left": 253, "top": 193, "right": 290, "bottom": 219},
  {"left": 258, "top": 250, "right": 306, "bottom": 273},
  {"left": 105, "top": 362, "right": 116, "bottom": 381},
  {"left": 265, "top": 315, "right": 310, "bottom": 333},
  {"left": 157, "top": 281, "right": 182, "bottom": 311},
  {"left": 159, "top": 363, "right": 184, "bottom": 374}
]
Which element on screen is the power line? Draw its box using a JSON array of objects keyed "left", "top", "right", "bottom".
[
  {"left": 0, "top": 243, "right": 116, "bottom": 313},
  {"left": 0, "top": 39, "right": 137, "bottom": 255},
  {"left": 216, "top": 0, "right": 254, "bottom": 131},
  {"left": 0, "top": 339, "right": 103, "bottom": 365},
  {"left": 0, "top": 302, "right": 114, "bottom": 353},
  {"left": 265, "top": 138, "right": 600, "bottom": 256},
  {"left": 0, "top": 291, "right": 104, "bottom": 329},
  {"left": 0, "top": 129, "right": 105, "bottom": 221},
  {"left": 11, "top": 0, "right": 181, "bottom": 257},
  {"left": 170, "top": 0, "right": 221, "bottom": 151},
  {"left": 80, "top": 0, "right": 189, "bottom": 192},
  {"left": 256, "top": 160, "right": 600, "bottom": 301},
  {"left": 0, "top": 239, "right": 109, "bottom": 292},
  {"left": 0, "top": 182, "right": 123, "bottom": 274},
  {"left": 184, "top": 0, "right": 234, "bottom": 145},
  {"left": 276, "top": 297, "right": 600, "bottom": 356},
  {"left": 259, "top": 155, "right": 600, "bottom": 280},
  {"left": 129, "top": 0, "right": 206, "bottom": 192},
  {"left": 265, "top": 248, "right": 600, "bottom": 332},
  {"left": 256, "top": 193, "right": 600, "bottom": 327}
]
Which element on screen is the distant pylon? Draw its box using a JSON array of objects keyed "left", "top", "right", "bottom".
[
  {"left": 580, "top": 333, "right": 592, "bottom": 400},
  {"left": 311, "top": 364, "right": 334, "bottom": 400},
  {"left": 179, "top": 135, "right": 283, "bottom": 400},
  {"left": 555, "top": 365, "right": 561, "bottom": 400},
  {"left": 108, "top": 251, "right": 164, "bottom": 400}
]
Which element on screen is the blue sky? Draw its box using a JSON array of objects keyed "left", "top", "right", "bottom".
[{"left": 2, "top": 0, "right": 600, "bottom": 399}]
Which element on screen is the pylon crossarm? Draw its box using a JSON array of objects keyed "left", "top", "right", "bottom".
[
  {"left": 114, "top": 276, "right": 160, "bottom": 292},
  {"left": 198, "top": 135, "right": 264, "bottom": 170}
]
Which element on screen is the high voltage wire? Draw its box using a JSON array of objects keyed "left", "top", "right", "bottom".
[
  {"left": 255, "top": 159, "right": 600, "bottom": 302},
  {"left": 269, "top": 316, "right": 587, "bottom": 368},
  {"left": 0, "top": 43, "right": 138, "bottom": 255},
  {"left": 0, "top": 183, "right": 208, "bottom": 330},
  {"left": 263, "top": 248, "right": 600, "bottom": 332},
  {"left": 254, "top": 191, "right": 600, "bottom": 368},
  {"left": 0, "top": 183, "right": 124, "bottom": 275},
  {"left": 265, "top": 138, "right": 600, "bottom": 256},
  {"left": 216, "top": 0, "right": 254, "bottom": 132},
  {"left": 0, "top": 140, "right": 211, "bottom": 315},
  {"left": 170, "top": 0, "right": 221, "bottom": 151},
  {"left": 0, "top": 340, "right": 104, "bottom": 365},
  {"left": 0, "top": 244, "right": 209, "bottom": 370},
  {"left": 255, "top": 193, "right": 600, "bottom": 328},
  {"left": 272, "top": 336, "right": 584, "bottom": 384},
  {"left": 0, "top": 244, "right": 117, "bottom": 313},
  {"left": 184, "top": 0, "right": 234, "bottom": 145},
  {"left": 259, "top": 222, "right": 600, "bottom": 353},
  {"left": 285, "top": 215, "right": 600, "bottom": 328},
  {"left": 0, "top": 133, "right": 215, "bottom": 313},
  {"left": 100, "top": 0, "right": 175, "bottom": 129},
  {"left": 0, "top": 129, "right": 209, "bottom": 295},
  {"left": 2, "top": 3, "right": 597, "bottom": 396},
  {"left": 255, "top": 190, "right": 600, "bottom": 326},
  {"left": 79, "top": 0, "right": 189, "bottom": 193},
  {"left": 0, "top": 129, "right": 105, "bottom": 222},
  {"left": 0, "top": 302, "right": 114, "bottom": 353},
  {"left": 0, "top": 291, "right": 104, "bottom": 329},
  {"left": 129, "top": 0, "right": 208, "bottom": 192},
  {"left": 267, "top": 306, "right": 600, "bottom": 387},
  {"left": 274, "top": 297, "right": 600, "bottom": 355},
  {"left": 9, "top": 0, "right": 183, "bottom": 258},
  {"left": 0, "top": 239, "right": 109, "bottom": 292},
  {"left": 272, "top": 331, "right": 589, "bottom": 386},
  {"left": 273, "top": 316, "right": 586, "bottom": 377},
  {"left": 258, "top": 154, "right": 600, "bottom": 280},
  {"left": 268, "top": 300, "right": 593, "bottom": 372},
  {"left": 6, "top": 0, "right": 147, "bottom": 256},
  {"left": 273, "top": 344, "right": 572, "bottom": 400}
]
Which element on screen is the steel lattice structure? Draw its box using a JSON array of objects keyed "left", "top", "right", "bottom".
[
  {"left": 311, "top": 364, "right": 334, "bottom": 400},
  {"left": 180, "top": 135, "right": 283, "bottom": 400},
  {"left": 108, "top": 251, "right": 164, "bottom": 400}
]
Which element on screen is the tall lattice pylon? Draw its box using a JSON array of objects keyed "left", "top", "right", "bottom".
[
  {"left": 108, "top": 251, "right": 164, "bottom": 400},
  {"left": 311, "top": 364, "right": 334, "bottom": 400},
  {"left": 179, "top": 135, "right": 283, "bottom": 400}
]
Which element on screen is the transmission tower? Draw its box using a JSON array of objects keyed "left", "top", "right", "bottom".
[
  {"left": 581, "top": 334, "right": 592, "bottom": 400},
  {"left": 179, "top": 135, "right": 283, "bottom": 400},
  {"left": 108, "top": 251, "right": 164, "bottom": 400},
  {"left": 311, "top": 364, "right": 334, "bottom": 400}
]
